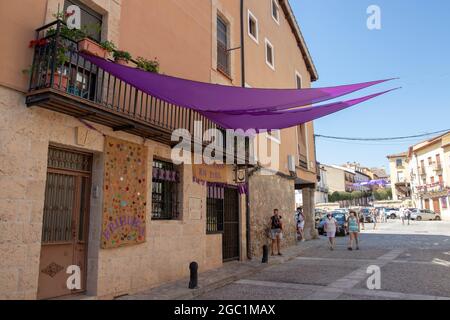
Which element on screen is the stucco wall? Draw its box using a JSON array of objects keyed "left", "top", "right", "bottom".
[
  {"left": 0, "top": 86, "right": 224, "bottom": 299},
  {"left": 248, "top": 173, "right": 296, "bottom": 257}
]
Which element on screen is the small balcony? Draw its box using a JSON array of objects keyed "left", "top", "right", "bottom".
[
  {"left": 26, "top": 20, "right": 250, "bottom": 162},
  {"left": 432, "top": 162, "right": 443, "bottom": 172},
  {"left": 419, "top": 167, "right": 427, "bottom": 176}
]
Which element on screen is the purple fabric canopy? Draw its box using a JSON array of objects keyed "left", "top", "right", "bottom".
[
  {"left": 81, "top": 54, "right": 393, "bottom": 113},
  {"left": 199, "top": 90, "right": 396, "bottom": 130}
]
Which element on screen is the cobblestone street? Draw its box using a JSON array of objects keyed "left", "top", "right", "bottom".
[{"left": 194, "top": 220, "right": 450, "bottom": 300}]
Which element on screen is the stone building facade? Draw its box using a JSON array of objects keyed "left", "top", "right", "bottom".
[{"left": 0, "top": 0, "right": 318, "bottom": 299}]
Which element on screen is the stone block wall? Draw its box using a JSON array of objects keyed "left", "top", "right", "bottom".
[
  {"left": 248, "top": 173, "right": 296, "bottom": 258},
  {"left": 0, "top": 85, "right": 225, "bottom": 299}
]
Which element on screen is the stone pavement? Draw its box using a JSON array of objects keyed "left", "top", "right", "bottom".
[
  {"left": 119, "top": 219, "right": 450, "bottom": 300},
  {"left": 195, "top": 220, "right": 450, "bottom": 300},
  {"left": 117, "top": 238, "right": 324, "bottom": 300}
]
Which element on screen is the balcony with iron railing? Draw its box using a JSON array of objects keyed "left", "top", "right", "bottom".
[
  {"left": 26, "top": 20, "right": 250, "bottom": 162},
  {"left": 419, "top": 166, "right": 427, "bottom": 176},
  {"left": 432, "top": 162, "right": 443, "bottom": 172}
]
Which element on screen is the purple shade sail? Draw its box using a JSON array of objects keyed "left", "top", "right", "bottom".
[
  {"left": 81, "top": 53, "right": 394, "bottom": 113},
  {"left": 199, "top": 89, "right": 397, "bottom": 131}
]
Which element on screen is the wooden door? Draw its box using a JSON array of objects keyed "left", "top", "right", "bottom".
[
  {"left": 424, "top": 199, "right": 430, "bottom": 210},
  {"left": 37, "top": 147, "right": 92, "bottom": 299},
  {"left": 433, "top": 198, "right": 441, "bottom": 214}
]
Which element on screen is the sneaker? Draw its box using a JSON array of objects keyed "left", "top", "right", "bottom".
[
  {"left": 356, "top": 247, "right": 360, "bottom": 250},
  {"left": 278, "top": 253, "right": 282, "bottom": 256},
  {"left": 302, "top": 239, "right": 306, "bottom": 242},
  {"left": 348, "top": 247, "right": 353, "bottom": 251}
]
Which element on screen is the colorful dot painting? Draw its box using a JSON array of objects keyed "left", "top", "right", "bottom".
[{"left": 101, "top": 136, "right": 147, "bottom": 249}]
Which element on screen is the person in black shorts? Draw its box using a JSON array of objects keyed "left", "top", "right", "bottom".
[{"left": 270, "top": 209, "right": 283, "bottom": 256}]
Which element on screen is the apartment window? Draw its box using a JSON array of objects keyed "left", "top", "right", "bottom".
[
  {"left": 271, "top": 0, "right": 280, "bottom": 24},
  {"left": 431, "top": 176, "right": 435, "bottom": 184},
  {"left": 396, "top": 159, "right": 403, "bottom": 167},
  {"left": 439, "top": 175, "right": 444, "bottom": 184},
  {"left": 295, "top": 72, "right": 302, "bottom": 89},
  {"left": 152, "top": 160, "right": 179, "bottom": 220},
  {"left": 248, "top": 10, "right": 259, "bottom": 43},
  {"left": 206, "top": 184, "right": 224, "bottom": 234},
  {"left": 64, "top": 0, "right": 103, "bottom": 42},
  {"left": 428, "top": 157, "right": 433, "bottom": 165},
  {"left": 217, "top": 15, "right": 231, "bottom": 76},
  {"left": 265, "top": 38, "right": 275, "bottom": 70}
]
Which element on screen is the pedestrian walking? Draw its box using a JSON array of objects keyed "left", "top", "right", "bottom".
[
  {"left": 380, "top": 207, "right": 386, "bottom": 223},
  {"left": 269, "top": 209, "right": 283, "bottom": 256},
  {"left": 296, "top": 207, "right": 305, "bottom": 242},
  {"left": 347, "top": 210, "right": 360, "bottom": 250},
  {"left": 358, "top": 210, "right": 365, "bottom": 231},
  {"left": 373, "top": 208, "right": 378, "bottom": 230},
  {"left": 324, "top": 213, "right": 338, "bottom": 250},
  {"left": 400, "top": 206, "right": 406, "bottom": 225},
  {"left": 406, "top": 207, "right": 411, "bottom": 225}
]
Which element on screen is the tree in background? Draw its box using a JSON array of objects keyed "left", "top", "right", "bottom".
[{"left": 373, "top": 189, "right": 392, "bottom": 201}]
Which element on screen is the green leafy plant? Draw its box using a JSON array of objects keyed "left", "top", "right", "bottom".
[
  {"left": 135, "top": 56, "right": 159, "bottom": 73},
  {"left": 113, "top": 50, "right": 132, "bottom": 62},
  {"left": 100, "top": 40, "right": 116, "bottom": 53}
]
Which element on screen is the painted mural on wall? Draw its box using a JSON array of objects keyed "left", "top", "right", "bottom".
[{"left": 101, "top": 136, "right": 147, "bottom": 249}]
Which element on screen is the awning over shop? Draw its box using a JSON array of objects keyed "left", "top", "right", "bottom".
[{"left": 81, "top": 53, "right": 397, "bottom": 130}]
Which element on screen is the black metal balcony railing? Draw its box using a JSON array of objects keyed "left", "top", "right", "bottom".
[
  {"left": 217, "top": 42, "right": 231, "bottom": 77},
  {"left": 27, "top": 20, "right": 222, "bottom": 146},
  {"left": 433, "top": 162, "right": 443, "bottom": 172}
]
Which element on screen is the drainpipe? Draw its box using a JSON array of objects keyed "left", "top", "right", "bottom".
[{"left": 240, "top": 0, "right": 251, "bottom": 260}]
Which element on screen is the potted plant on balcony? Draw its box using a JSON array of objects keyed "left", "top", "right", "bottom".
[
  {"left": 135, "top": 56, "right": 160, "bottom": 73},
  {"left": 78, "top": 37, "right": 113, "bottom": 59},
  {"left": 113, "top": 50, "right": 132, "bottom": 66},
  {"left": 26, "top": 38, "right": 70, "bottom": 91}
]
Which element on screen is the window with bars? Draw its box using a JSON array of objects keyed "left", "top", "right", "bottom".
[
  {"left": 206, "top": 184, "right": 224, "bottom": 234},
  {"left": 217, "top": 15, "right": 231, "bottom": 76},
  {"left": 152, "top": 159, "right": 180, "bottom": 220}
]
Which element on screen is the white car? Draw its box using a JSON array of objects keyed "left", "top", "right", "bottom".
[
  {"left": 386, "top": 208, "right": 400, "bottom": 219},
  {"left": 410, "top": 209, "right": 441, "bottom": 221}
]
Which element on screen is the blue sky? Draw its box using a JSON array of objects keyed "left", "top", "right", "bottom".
[{"left": 291, "top": 0, "right": 450, "bottom": 171}]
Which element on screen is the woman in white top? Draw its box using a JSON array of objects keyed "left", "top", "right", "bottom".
[
  {"left": 296, "top": 207, "right": 305, "bottom": 242},
  {"left": 324, "top": 213, "right": 338, "bottom": 251}
]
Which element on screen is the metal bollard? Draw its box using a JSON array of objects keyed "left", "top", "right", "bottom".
[
  {"left": 189, "top": 261, "right": 198, "bottom": 289},
  {"left": 262, "top": 245, "right": 269, "bottom": 263}
]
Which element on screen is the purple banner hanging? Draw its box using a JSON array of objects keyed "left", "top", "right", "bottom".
[{"left": 80, "top": 53, "right": 395, "bottom": 114}]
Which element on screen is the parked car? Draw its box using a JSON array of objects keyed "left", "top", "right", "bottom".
[
  {"left": 410, "top": 209, "right": 441, "bottom": 221},
  {"left": 360, "top": 208, "right": 374, "bottom": 223},
  {"left": 317, "top": 212, "right": 349, "bottom": 236},
  {"left": 385, "top": 208, "right": 400, "bottom": 219}
]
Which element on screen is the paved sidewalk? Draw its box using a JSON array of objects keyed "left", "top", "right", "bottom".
[{"left": 117, "top": 239, "right": 324, "bottom": 300}]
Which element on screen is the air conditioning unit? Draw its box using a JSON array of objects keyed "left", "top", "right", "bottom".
[{"left": 288, "top": 155, "right": 296, "bottom": 173}]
